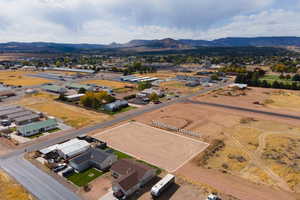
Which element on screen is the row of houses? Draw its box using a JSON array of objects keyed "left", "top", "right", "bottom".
[
  {"left": 0, "top": 105, "right": 58, "bottom": 137},
  {"left": 39, "top": 138, "right": 156, "bottom": 199}
]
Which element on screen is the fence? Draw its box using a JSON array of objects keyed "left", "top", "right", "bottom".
[{"left": 151, "top": 120, "right": 201, "bottom": 138}]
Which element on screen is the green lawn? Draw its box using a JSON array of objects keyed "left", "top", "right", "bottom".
[
  {"left": 260, "top": 74, "right": 295, "bottom": 84},
  {"left": 67, "top": 168, "right": 104, "bottom": 187}
]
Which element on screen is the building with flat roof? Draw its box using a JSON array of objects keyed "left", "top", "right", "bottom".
[
  {"left": 65, "top": 83, "right": 94, "bottom": 91},
  {"left": 7, "top": 111, "right": 33, "bottom": 120},
  {"left": 17, "top": 118, "right": 58, "bottom": 137},
  {"left": 69, "top": 148, "right": 117, "bottom": 172},
  {"left": 0, "top": 105, "right": 20, "bottom": 112}
]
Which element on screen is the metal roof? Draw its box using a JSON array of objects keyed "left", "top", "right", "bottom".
[
  {"left": 65, "top": 83, "right": 93, "bottom": 90},
  {"left": 0, "top": 108, "right": 25, "bottom": 117},
  {"left": 57, "top": 138, "right": 90, "bottom": 156},
  {"left": 14, "top": 114, "right": 40, "bottom": 123},
  {"left": 17, "top": 119, "right": 57, "bottom": 133},
  {"left": 0, "top": 105, "right": 20, "bottom": 112},
  {"left": 7, "top": 111, "right": 33, "bottom": 120},
  {"left": 41, "top": 85, "right": 67, "bottom": 93}
]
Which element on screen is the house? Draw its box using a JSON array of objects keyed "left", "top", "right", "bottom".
[
  {"left": 104, "top": 100, "right": 128, "bottom": 112},
  {"left": 56, "top": 138, "right": 90, "bottom": 159},
  {"left": 138, "top": 88, "right": 164, "bottom": 98},
  {"left": 69, "top": 148, "right": 117, "bottom": 172},
  {"left": 14, "top": 114, "right": 40, "bottom": 125},
  {"left": 41, "top": 85, "right": 68, "bottom": 94},
  {"left": 111, "top": 159, "right": 156, "bottom": 198},
  {"left": 17, "top": 118, "right": 58, "bottom": 137}
]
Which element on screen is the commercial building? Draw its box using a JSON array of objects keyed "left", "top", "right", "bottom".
[
  {"left": 17, "top": 118, "right": 58, "bottom": 137},
  {"left": 103, "top": 100, "right": 128, "bottom": 112},
  {"left": 0, "top": 105, "right": 20, "bottom": 112},
  {"left": 111, "top": 159, "right": 156, "bottom": 198},
  {"left": 69, "top": 148, "right": 117, "bottom": 172}
]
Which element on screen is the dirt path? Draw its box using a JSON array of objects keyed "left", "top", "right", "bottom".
[
  {"left": 224, "top": 130, "right": 292, "bottom": 192},
  {"left": 177, "top": 163, "right": 299, "bottom": 200}
]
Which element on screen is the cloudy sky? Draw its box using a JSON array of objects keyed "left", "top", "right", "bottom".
[{"left": 0, "top": 0, "right": 300, "bottom": 44}]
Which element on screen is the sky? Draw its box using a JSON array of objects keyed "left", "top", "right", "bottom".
[{"left": 0, "top": 0, "right": 300, "bottom": 44}]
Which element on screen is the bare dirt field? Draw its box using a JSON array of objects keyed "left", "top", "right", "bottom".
[
  {"left": 93, "top": 122, "right": 209, "bottom": 172},
  {"left": 0, "top": 71, "right": 53, "bottom": 86},
  {"left": 133, "top": 101, "right": 300, "bottom": 198},
  {"left": 192, "top": 87, "right": 300, "bottom": 118},
  {"left": 0, "top": 170, "right": 34, "bottom": 200},
  {"left": 81, "top": 174, "right": 111, "bottom": 200},
  {"left": 16, "top": 92, "right": 112, "bottom": 128}
]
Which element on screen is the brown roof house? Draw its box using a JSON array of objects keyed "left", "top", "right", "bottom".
[{"left": 110, "top": 159, "right": 156, "bottom": 199}]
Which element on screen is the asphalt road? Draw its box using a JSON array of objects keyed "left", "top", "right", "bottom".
[
  {"left": 0, "top": 82, "right": 230, "bottom": 200},
  {"left": 0, "top": 155, "right": 81, "bottom": 200}
]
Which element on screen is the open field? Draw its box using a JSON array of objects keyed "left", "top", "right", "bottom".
[
  {"left": 0, "top": 71, "right": 52, "bottom": 86},
  {"left": 160, "top": 80, "right": 203, "bottom": 95},
  {"left": 0, "top": 170, "right": 34, "bottom": 200},
  {"left": 94, "top": 122, "right": 209, "bottom": 172},
  {"left": 80, "top": 79, "right": 134, "bottom": 89},
  {"left": 142, "top": 71, "right": 194, "bottom": 79},
  {"left": 17, "top": 92, "right": 112, "bottom": 128},
  {"left": 260, "top": 74, "right": 300, "bottom": 85},
  {"left": 133, "top": 101, "right": 300, "bottom": 196}
]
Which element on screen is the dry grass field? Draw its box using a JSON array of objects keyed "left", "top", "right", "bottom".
[
  {"left": 134, "top": 101, "right": 300, "bottom": 193},
  {"left": 0, "top": 71, "right": 52, "bottom": 86},
  {"left": 160, "top": 81, "right": 203, "bottom": 95},
  {"left": 94, "top": 122, "right": 209, "bottom": 172},
  {"left": 0, "top": 170, "right": 34, "bottom": 200},
  {"left": 264, "top": 90, "right": 300, "bottom": 112},
  {"left": 17, "top": 92, "right": 111, "bottom": 128},
  {"left": 80, "top": 80, "right": 134, "bottom": 89}
]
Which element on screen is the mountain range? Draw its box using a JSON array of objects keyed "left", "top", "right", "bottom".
[{"left": 1, "top": 37, "right": 300, "bottom": 53}]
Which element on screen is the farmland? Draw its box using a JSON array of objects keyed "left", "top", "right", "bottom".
[
  {"left": 0, "top": 170, "right": 34, "bottom": 200},
  {"left": 0, "top": 71, "right": 52, "bottom": 86},
  {"left": 17, "top": 92, "right": 112, "bottom": 128}
]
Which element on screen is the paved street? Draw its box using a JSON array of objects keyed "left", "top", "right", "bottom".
[{"left": 0, "top": 155, "right": 81, "bottom": 200}]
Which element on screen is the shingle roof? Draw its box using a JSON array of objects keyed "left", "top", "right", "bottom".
[
  {"left": 70, "top": 148, "right": 114, "bottom": 166},
  {"left": 111, "top": 159, "right": 154, "bottom": 191},
  {"left": 17, "top": 119, "right": 57, "bottom": 133}
]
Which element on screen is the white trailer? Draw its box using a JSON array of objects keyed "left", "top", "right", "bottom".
[{"left": 151, "top": 174, "right": 175, "bottom": 198}]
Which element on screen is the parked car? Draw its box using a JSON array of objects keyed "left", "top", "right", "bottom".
[{"left": 53, "top": 164, "right": 67, "bottom": 173}]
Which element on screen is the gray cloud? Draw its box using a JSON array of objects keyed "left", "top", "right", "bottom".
[{"left": 0, "top": 0, "right": 299, "bottom": 43}]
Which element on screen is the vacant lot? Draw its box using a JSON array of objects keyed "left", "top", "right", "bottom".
[
  {"left": 0, "top": 71, "right": 52, "bottom": 86},
  {"left": 160, "top": 80, "right": 203, "bottom": 95},
  {"left": 94, "top": 122, "right": 209, "bottom": 172},
  {"left": 134, "top": 101, "right": 300, "bottom": 194},
  {"left": 264, "top": 90, "right": 300, "bottom": 112},
  {"left": 0, "top": 170, "right": 34, "bottom": 200},
  {"left": 17, "top": 92, "right": 111, "bottom": 128},
  {"left": 80, "top": 80, "right": 134, "bottom": 89}
]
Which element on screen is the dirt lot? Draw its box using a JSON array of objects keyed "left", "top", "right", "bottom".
[
  {"left": 16, "top": 92, "right": 112, "bottom": 128},
  {"left": 80, "top": 174, "right": 111, "bottom": 200},
  {"left": 0, "top": 71, "right": 53, "bottom": 86},
  {"left": 0, "top": 170, "right": 34, "bottom": 200},
  {"left": 160, "top": 80, "right": 203, "bottom": 95},
  {"left": 94, "top": 122, "right": 209, "bottom": 172},
  {"left": 133, "top": 101, "right": 300, "bottom": 198},
  {"left": 80, "top": 80, "right": 134, "bottom": 89}
]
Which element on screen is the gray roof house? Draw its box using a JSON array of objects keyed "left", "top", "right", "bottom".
[
  {"left": 69, "top": 148, "right": 117, "bottom": 172},
  {"left": 0, "top": 108, "right": 25, "bottom": 119}
]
